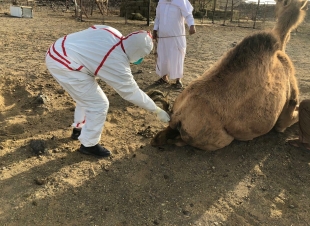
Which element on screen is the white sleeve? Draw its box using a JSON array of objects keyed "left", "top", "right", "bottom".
[
  {"left": 184, "top": 14, "right": 195, "bottom": 27},
  {"left": 97, "top": 61, "right": 158, "bottom": 113},
  {"left": 179, "top": 1, "right": 195, "bottom": 27}
]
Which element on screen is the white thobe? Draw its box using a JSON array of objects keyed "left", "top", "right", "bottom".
[
  {"left": 154, "top": 0, "right": 195, "bottom": 79},
  {"left": 45, "top": 25, "right": 157, "bottom": 147}
]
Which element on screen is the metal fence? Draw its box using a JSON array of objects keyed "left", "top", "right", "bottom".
[
  {"left": 191, "top": 0, "right": 310, "bottom": 32},
  {"left": 191, "top": 0, "right": 277, "bottom": 29},
  {"left": 1, "top": 0, "right": 309, "bottom": 33}
]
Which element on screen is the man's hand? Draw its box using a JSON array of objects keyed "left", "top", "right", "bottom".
[
  {"left": 152, "top": 30, "right": 158, "bottom": 42},
  {"left": 189, "top": 25, "right": 196, "bottom": 35}
]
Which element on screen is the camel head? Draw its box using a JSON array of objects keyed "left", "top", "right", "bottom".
[
  {"left": 274, "top": 0, "right": 308, "bottom": 26},
  {"left": 147, "top": 90, "right": 171, "bottom": 112},
  {"left": 275, "top": 0, "right": 308, "bottom": 16},
  {"left": 273, "top": 0, "right": 308, "bottom": 51},
  {"left": 147, "top": 90, "right": 189, "bottom": 147}
]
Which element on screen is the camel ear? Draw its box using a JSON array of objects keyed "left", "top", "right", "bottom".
[
  {"left": 283, "top": 0, "right": 290, "bottom": 6},
  {"left": 300, "top": 0, "right": 308, "bottom": 10}
]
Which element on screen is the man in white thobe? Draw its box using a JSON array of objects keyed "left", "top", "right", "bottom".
[
  {"left": 153, "top": 0, "right": 196, "bottom": 88},
  {"left": 45, "top": 25, "right": 170, "bottom": 157}
]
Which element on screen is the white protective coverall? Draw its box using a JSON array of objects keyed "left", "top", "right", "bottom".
[
  {"left": 154, "top": 0, "right": 195, "bottom": 79},
  {"left": 45, "top": 25, "right": 162, "bottom": 147}
]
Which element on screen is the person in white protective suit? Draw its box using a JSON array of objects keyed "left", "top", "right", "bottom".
[
  {"left": 45, "top": 25, "right": 170, "bottom": 157},
  {"left": 153, "top": 0, "right": 196, "bottom": 89}
]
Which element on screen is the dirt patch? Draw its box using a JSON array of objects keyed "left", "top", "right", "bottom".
[{"left": 0, "top": 8, "right": 310, "bottom": 226}]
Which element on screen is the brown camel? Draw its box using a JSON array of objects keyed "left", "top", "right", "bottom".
[{"left": 150, "top": 0, "right": 308, "bottom": 151}]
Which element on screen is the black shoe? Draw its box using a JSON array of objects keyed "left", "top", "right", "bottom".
[
  {"left": 71, "top": 128, "right": 81, "bottom": 140},
  {"left": 78, "top": 144, "right": 111, "bottom": 157}
]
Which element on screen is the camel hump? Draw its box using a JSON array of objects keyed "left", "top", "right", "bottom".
[
  {"left": 235, "top": 32, "right": 279, "bottom": 57},
  {"left": 220, "top": 32, "right": 279, "bottom": 73}
]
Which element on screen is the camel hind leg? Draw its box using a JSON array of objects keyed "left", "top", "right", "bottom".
[
  {"left": 274, "top": 72, "right": 299, "bottom": 132},
  {"left": 274, "top": 100, "right": 298, "bottom": 132}
]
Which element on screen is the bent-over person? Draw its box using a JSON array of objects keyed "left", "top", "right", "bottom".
[{"left": 46, "top": 25, "right": 170, "bottom": 158}]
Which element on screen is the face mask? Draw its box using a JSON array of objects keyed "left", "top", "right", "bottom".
[{"left": 132, "top": 58, "right": 144, "bottom": 65}]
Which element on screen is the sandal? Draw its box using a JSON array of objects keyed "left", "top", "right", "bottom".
[
  {"left": 287, "top": 139, "right": 310, "bottom": 151},
  {"left": 174, "top": 80, "right": 183, "bottom": 89},
  {"left": 154, "top": 77, "right": 169, "bottom": 85}
]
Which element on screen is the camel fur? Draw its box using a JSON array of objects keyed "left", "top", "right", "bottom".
[{"left": 150, "top": 0, "right": 308, "bottom": 151}]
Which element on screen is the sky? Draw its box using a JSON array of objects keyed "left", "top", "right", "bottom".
[{"left": 244, "top": 0, "right": 276, "bottom": 4}]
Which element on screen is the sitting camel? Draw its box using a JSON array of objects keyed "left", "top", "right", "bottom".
[{"left": 151, "top": 0, "right": 308, "bottom": 151}]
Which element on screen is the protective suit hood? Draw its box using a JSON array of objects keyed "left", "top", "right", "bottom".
[{"left": 123, "top": 31, "right": 153, "bottom": 63}]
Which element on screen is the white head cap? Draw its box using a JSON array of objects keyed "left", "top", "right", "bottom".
[{"left": 122, "top": 30, "right": 153, "bottom": 63}]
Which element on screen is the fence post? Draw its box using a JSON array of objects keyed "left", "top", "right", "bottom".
[
  {"left": 230, "top": 0, "right": 233, "bottom": 22},
  {"left": 212, "top": 0, "right": 216, "bottom": 24},
  {"left": 80, "top": 0, "right": 82, "bottom": 21},
  {"left": 124, "top": 0, "right": 127, "bottom": 24},
  {"left": 262, "top": 2, "right": 267, "bottom": 29},
  {"left": 253, "top": 0, "right": 260, "bottom": 29},
  {"left": 223, "top": 0, "right": 229, "bottom": 25},
  {"left": 147, "top": 0, "right": 151, "bottom": 26}
]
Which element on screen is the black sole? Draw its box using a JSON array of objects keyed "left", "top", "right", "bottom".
[
  {"left": 78, "top": 148, "right": 110, "bottom": 157},
  {"left": 71, "top": 135, "right": 79, "bottom": 140}
]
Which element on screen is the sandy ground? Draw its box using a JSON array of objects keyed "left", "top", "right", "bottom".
[{"left": 1, "top": 5, "right": 310, "bottom": 226}]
